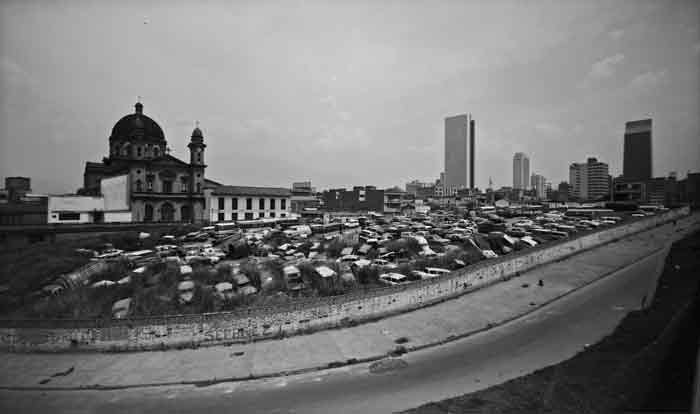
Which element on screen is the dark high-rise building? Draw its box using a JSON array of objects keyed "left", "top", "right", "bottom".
[
  {"left": 623, "top": 119, "right": 652, "bottom": 181},
  {"left": 469, "top": 116, "right": 475, "bottom": 190}
]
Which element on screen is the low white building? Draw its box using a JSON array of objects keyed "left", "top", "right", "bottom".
[
  {"left": 204, "top": 185, "right": 292, "bottom": 223},
  {"left": 48, "top": 174, "right": 132, "bottom": 223}
]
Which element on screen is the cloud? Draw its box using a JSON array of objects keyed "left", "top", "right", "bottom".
[
  {"left": 589, "top": 53, "right": 625, "bottom": 79},
  {"left": 629, "top": 69, "right": 668, "bottom": 90},
  {"left": 693, "top": 43, "right": 700, "bottom": 55},
  {"left": 608, "top": 29, "right": 624, "bottom": 40}
]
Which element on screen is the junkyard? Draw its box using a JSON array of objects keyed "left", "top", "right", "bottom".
[{"left": 0, "top": 205, "right": 664, "bottom": 320}]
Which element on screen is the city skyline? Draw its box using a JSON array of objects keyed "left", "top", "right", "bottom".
[{"left": 1, "top": 1, "right": 699, "bottom": 194}]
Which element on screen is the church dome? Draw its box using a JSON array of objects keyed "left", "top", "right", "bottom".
[{"left": 109, "top": 102, "right": 165, "bottom": 142}]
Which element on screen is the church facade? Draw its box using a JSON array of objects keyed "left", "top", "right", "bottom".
[{"left": 80, "top": 101, "right": 208, "bottom": 223}]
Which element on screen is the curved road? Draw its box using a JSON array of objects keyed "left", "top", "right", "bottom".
[{"left": 1, "top": 244, "right": 669, "bottom": 413}]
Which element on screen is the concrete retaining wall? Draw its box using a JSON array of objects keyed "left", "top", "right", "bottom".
[{"left": 0, "top": 207, "right": 690, "bottom": 352}]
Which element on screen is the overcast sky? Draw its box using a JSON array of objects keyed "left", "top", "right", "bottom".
[{"left": 1, "top": 0, "right": 698, "bottom": 194}]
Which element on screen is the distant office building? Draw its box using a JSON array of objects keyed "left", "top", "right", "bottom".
[
  {"left": 445, "top": 114, "right": 475, "bottom": 193},
  {"left": 623, "top": 119, "right": 652, "bottom": 181},
  {"left": 513, "top": 152, "right": 530, "bottom": 190},
  {"left": 586, "top": 158, "right": 610, "bottom": 200},
  {"left": 292, "top": 181, "right": 315, "bottom": 195},
  {"left": 469, "top": 116, "right": 476, "bottom": 190},
  {"left": 406, "top": 180, "right": 429, "bottom": 195},
  {"left": 680, "top": 172, "right": 700, "bottom": 207},
  {"left": 405, "top": 180, "right": 435, "bottom": 199},
  {"left": 569, "top": 162, "right": 588, "bottom": 201},
  {"left": 557, "top": 182, "right": 570, "bottom": 202},
  {"left": 416, "top": 185, "right": 436, "bottom": 199},
  {"left": 322, "top": 186, "right": 384, "bottom": 212},
  {"left": 530, "top": 174, "right": 546, "bottom": 199},
  {"left": 0, "top": 177, "right": 48, "bottom": 225},
  {"left": 204, "top": 185, "right": 291, "bottom": 222},
  {"left": 435, "top": 172, "right": 457, "bottom": 197},
  {"left": 290, "top": 181, "right": 320, "bottom": 213},
  {"left": 384, "top": 187, "right": 409, "bottom": 214},
  {"left": 570, "top": 157, "right": 610, "bottom": 201},
  {"left": 613, "top": 172, "right": 694, "bottom": 206},
  {"left": 4, "top": 177, "right": 32, "bottom": 202}
]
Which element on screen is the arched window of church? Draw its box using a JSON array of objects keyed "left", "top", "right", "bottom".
[
  {"left": 137, "top": 146, "right": 142, "bottom": 158},
  {"left": 122, "top": 142, "right": 130, "bottom": 157},
  {"left": 180, "top": 177, "right": 188, "bottom": 192},
  {"left": 196, "top": 182, "right": 201, "bottom": 193},
  {"left": 180, "top": 205, "right": 190, "bottom": 222},
  {"left": 154, "top": 147, "right": 160, "bottom": 158},
  {"left": 136, "top": 179, "right": 143, "bottom": 192},
  {"left": 146, "top": 178, "right": 153, "bottom": 192},
  {"left": 144, "top": 204, "right": 153, "bottom": 222}
]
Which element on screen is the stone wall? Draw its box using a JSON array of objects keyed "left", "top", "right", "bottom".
[{"left": 0, "top": 207, "right": 691, "bottom": 352}]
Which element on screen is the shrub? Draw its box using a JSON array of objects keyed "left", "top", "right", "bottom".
[
  {"left": 131, "top": 285, "right": 177, "bottom": 317},
  {"left": 191, "top": 267, "right": 217, "bottom": 285},
  {"left": 325, "top": 239, "right": 348, "bottom": 258},
  {"left": 297, "top": 241, "right": 313, "bottom": 256},
  {"left": 228, "top": 242, "right": 251, "bottom": 259},
  {"left": 396, "top": 263, "right": 414, "bottom": 278},
  {"left": 404, "top": 238, "right": 422, "bottom": 256},
  {"left": 356, "top": 266, "right": 380, "bottom": 285},
  {"left": 263, "top": 231, "right": 290, "bottom": 249},
  {"left": 216, "top": 264, "right": 233, "bottom": 282},
  {"left": 259, "top": 262, "right": 287, "bottom": 294},
  {"left": 240, "top": 261, "right": 262, "bottom": 289},
  {"left": 298, "top": 262, "right": 318, "bottom": 287}
]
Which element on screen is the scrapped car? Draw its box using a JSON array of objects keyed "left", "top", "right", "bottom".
[{"left": 379, "top": 272, "right": 409, "bottom": 286}]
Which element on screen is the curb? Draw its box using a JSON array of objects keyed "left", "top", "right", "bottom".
[{"left": 0, "top": 238, "right": 677, "bottom": 392}]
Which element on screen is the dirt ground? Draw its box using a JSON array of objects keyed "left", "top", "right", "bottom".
[{"left": 403, "top": 230, "right": 700, "bottom": 414}]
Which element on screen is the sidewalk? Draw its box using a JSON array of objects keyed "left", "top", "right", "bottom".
[{"left": 1, "top": 216, "right": 698, "bottom": 391}]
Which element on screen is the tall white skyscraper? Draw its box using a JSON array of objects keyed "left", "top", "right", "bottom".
[
  {"left": 569, "top": 157, "right": 610, "bottom": 201},
  {"left": 569, "top": 162, "right": 588, "bottom": 200},
  {"left": 530, "top": 173, "right": 546, "bottom": 199},
  {"left": 513, "top": 152, "right": 530, "bottom": 190}
]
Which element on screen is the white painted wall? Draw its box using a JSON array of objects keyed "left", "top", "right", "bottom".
[
  {"left": 48, "top": 196, "right": 104, "bottom": 223},
  {"left": 101, "top": 174, "right": 130, "bottom": 211},
  {"left": 104, "top": 211, "right": 133, "bottom": 223}
]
